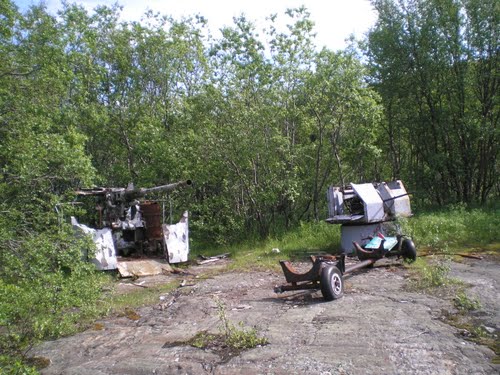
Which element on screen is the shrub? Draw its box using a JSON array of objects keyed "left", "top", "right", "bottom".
[{"left": 0, "top": 222, "right": 108, "bottom": 367}]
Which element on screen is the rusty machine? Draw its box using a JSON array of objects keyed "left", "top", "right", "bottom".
[
  {"left": 275, "top": 180, "right": 416, "bottom": 301},
  {"left": 71, "top": 180, "right": 192, "bottom": 271}
]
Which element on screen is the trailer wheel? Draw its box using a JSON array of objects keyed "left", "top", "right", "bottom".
[
  {"left": 320, "top": 265, "right": 344, "bottom": 301},
  {"left": 401, "top": 238, "right": 417, "bottom": 262}
]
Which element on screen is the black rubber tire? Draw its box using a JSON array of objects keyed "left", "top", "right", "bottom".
[
  {"left": 401, "top": 238, "right": 417, "bottom": 262},
  {"left": 320, "top": 265, "right": 344, "bottom": 301}
]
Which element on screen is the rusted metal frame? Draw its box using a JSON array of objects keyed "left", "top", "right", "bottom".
[
  {"left": 278, "top": 255, "right": 346, "bottom": 292},
  {"left": 276, "top": 254, "right": 376, "bottom": 294},
  {"left": 278, "top": 281, "right": 321, "bottom": 292},
  {"left": 280, "top": 254, "right": 373, "bottom": 280},
  {"left": 279, "top": 259, "right": 322, "bottom": 284},
  {"left": 279, "top": 255, "right": 344, "bottom": 284},
  {"left": 353, "top": 242, "right": 384, "bottom": 259}
]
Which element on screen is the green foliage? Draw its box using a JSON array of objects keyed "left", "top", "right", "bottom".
[
  {"left": 185, "top": 297, "right": 268, "bottom": 358},
  {"left": 277, "top": 221, "right": 342, "bottom": 255},
  {"left": 365, "top": 0, "right": 499, "bottom": 205},
  {"left": 0, "top": 0, "right": 497, "bottom": 248},
  {"left": 225, "top": 321, "right": 268, "bottom": 350},
  {"left": 194, "top": 205, "right": 497, "bottom": 273},
  {"left": 0, "top": 223, "right": 108, "bottom": 357},
  {"left": 191, "top": 220, "right": 341, "bottom": 272},
  {"left": 0, "top": 0, "right": 497, "bottom": 368},
  {"left": 0, "top": 356, "right": 39, "bottom": 375},
  {"left": 403, "top": 208, "right": 498, "bottom": 292},
  {"left": 188, "top": 331, "right": 218, "bottom": 349}
]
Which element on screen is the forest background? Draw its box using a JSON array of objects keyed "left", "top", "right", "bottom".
[{"left": 0, "top": 0, "right": 498, "bottom": 370}]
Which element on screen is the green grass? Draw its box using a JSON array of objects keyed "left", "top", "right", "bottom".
[
  {"left": 105, "top": 281, "right": 179, "bottom": 313},
  {"left": 398, "top": 205, "right": 499, "bottom": 253},
  {"left": 190, "top": 221, "right": 341, "bottom": 271},
  {"left": 191, "top": 206, "right": 499, "bottom": 272},
  {"left": 213, "top": 296, "right": 268, "bottom": 350},
  {"left": 166, "top": 296, "right": 268, "bottom": 362}
]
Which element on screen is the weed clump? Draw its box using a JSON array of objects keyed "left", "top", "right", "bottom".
[
  {"left": 189, "top": 331, "right": 218, "bottom": 349},
  {"left": 214, "top": 297, "right": 268, "bottom": 350},
  {"left": 405, "top": 258, "right": 455, "bottom": 290},
  {"left": 186, "top": 297, "right": 268, "bottom": 361},
  {"left": 453, "top": 291, "right": 481, "bottom": 312}
]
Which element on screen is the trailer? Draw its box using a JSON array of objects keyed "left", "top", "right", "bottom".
[{"left": 274, "top": 233, "right": 416, "bottom": 301}]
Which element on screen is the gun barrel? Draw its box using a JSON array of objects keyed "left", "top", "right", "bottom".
[
  {"left": 128, "top": 180, "right": 192, "bottom": 198},
  {"left": 76, "top": 180, "right": 192, "bottom": 200},
  {"left": 75, "top": 188, "right": 107, "bottom": 196}
]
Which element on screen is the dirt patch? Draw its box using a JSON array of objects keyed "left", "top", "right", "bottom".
[{"left": 33, "top": 257, "right": 498, "bottom": 374}]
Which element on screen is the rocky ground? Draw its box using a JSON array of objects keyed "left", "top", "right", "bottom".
[{"left": 33, "top": 255, "right": 499, "bottom": 375}]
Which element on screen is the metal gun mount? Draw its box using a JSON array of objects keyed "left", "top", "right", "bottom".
[
  {"left": 325, "top": 180, "right": 412, "bottom": 254},
  {"left": 326, "top": 180, "right": 411, "bottom": 224},
  {"left": 72, "top": 180, "right": 192, "bottom": 272}
]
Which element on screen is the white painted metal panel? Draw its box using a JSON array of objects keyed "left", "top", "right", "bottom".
[
  {"left": 377, "top": 180, "right": 411, "bottom": 218},
  {"left": 387, "top": 180, "right": 412, "bottom": 217},
  {"left": 163, "top": 211, "right": 189, "bottom": 263},
  {"left": 351, "top": 183, "right": 385, "bottom": 223},
  {"left": 71, "top": 217, "right": 118, "bottom": 270},
  {"left": 327, "top": 186, "right": 344, "bottom": 218},
  {"left": 376, "top": 183, "right": 393, "bottom": 213}
]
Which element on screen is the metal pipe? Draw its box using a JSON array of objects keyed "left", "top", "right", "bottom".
[
  {"left": 275, "top": 282, "right": 321, "bottom": 293},
  {"left": 344, "top": 259, "right": 376, "bottom": 274},
  {"left": 382, "top": 193, "right": 409, "bottom": 202}
]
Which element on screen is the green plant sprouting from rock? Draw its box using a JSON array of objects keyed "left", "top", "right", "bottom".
[
  {"left": 185, "top": 296, "right": 268, "bottom": 362},
  {"left": 453, "top": 291, "right": 482, "bottom": 312},
  {"left": 406, "top": 258, "right": 454, "bottom": 290},
  {"left": 214, "top": 296, "right": 268, "bottom": 350}
]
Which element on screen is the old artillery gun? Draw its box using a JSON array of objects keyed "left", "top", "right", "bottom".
[
  {"left": 275, "top": 180, "right": 416, "bottom": 301},
  {"left": 72, "top": 180, "right": 192, "bottom": 271}
]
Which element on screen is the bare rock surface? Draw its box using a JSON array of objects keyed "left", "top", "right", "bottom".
[{"left": 34, "top": 257, "right": 499, "bottom": 375}]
